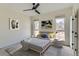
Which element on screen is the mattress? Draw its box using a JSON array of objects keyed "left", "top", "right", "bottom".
[{"left": 28, "top": 38, "right": 50, "bottom": 48}]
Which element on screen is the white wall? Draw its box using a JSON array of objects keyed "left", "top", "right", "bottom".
[
  {"left": 32, "top": 7, "right": 73, "bottom": 45},
  {"left": 0, "top": 7, "right": 31, "bottom": 48}
]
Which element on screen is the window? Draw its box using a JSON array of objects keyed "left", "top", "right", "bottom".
[
  {"left": 33, "top": 20, "right": 39, "bottom": 37},
  {"left": 55, "top": 17, "right": 65, "bottom": 41},
  {"left": 56, "top": 18, "right": 64, "bottom": 31},
  {"left": 34, "top": 20, "right": 39, "bottom": 30}
]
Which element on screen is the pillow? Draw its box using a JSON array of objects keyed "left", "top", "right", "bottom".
[
  {"left": 53, "top": 39, "right": 64, "bottom": 48},
  {"left": 5, "top": 43, "right": 22, "bottom": 55}
]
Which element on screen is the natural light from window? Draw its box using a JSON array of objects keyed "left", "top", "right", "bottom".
[{"left": 55, "top": 17, "right": 65, "bottom": 41}]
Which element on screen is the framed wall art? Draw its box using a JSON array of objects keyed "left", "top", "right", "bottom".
[
  {"left": 9, "top": 18, "right": 19, "bottom": 30},
  {"left": 41, "top": 20, "right": 53, "bottom": 29}
]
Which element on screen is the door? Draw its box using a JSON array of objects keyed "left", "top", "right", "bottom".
[{"left": 72, "top": 12, "right": 78, "bottom": 56}]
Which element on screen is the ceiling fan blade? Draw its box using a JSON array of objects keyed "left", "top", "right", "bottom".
[
  {"left": 34, "top": 3, "right": 40, "bottom": 9},
  {"left": 32, "top": 3, "right": 35, "bottom": 5},
  {"left": 23, "top": 9, "right": 33, "bottom": 11},
  {"left": 35, "top": 10, "right": 40, "bottom": 14}
]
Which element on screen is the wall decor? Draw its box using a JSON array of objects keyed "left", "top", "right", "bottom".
[
  {"left": 41, "top": 20, "right": 52, "bottom": 29},
  {"left": 9, "top": 18, "right": 19, "bottom": 30}
]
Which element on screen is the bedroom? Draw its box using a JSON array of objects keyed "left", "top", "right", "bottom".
[{"left": 0, "top": 3, "right": 78, "bottom": 56}]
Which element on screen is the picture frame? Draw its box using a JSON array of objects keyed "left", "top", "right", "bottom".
[
  {"left": 9, "top": 18, "right": 19, "bottom": 30},
  {"left": 41, "top": 20, "right": 52, "bottom": 29}
]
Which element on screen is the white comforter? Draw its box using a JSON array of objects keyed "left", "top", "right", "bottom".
[
  {"left": 22, "top": 38, "right": 51, "bottom": 55},
  {"left": 26, "top": 38, "right": 50, "bottom": 48}
]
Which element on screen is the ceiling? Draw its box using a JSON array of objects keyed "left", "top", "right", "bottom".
[{"left": 0, "top": 3, "right": 79, "bottom": 16}]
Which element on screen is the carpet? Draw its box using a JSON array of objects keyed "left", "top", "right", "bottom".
[{"left": 12, "top": 46, "right": 74, "bottom": 56}]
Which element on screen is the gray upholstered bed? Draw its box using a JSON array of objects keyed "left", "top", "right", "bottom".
[{"left": 21, "top": 38, "right": 51, "bottom": 55}]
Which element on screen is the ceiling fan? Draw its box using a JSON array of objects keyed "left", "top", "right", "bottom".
[{"left": 23, "top": 3, "right": 40, "bottom": 14}]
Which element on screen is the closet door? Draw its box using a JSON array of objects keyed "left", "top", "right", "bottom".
[
  {"left": 72, "top": 11, "right": 78, "bottom": 56},
  {"left": 77, "top": 10, "right": 79, "bottom": 56}
]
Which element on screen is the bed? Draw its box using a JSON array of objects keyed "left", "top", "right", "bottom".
[{"left": 21, "top": 38, "right": 51, "bottom": 55}]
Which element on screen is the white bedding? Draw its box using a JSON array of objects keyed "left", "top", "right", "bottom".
[
  {"left": 21, "top": 38, "right": 51, "bottom": 55},
  {"left": 26, "top": 38, "right": 50, "bottom": 48}
]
